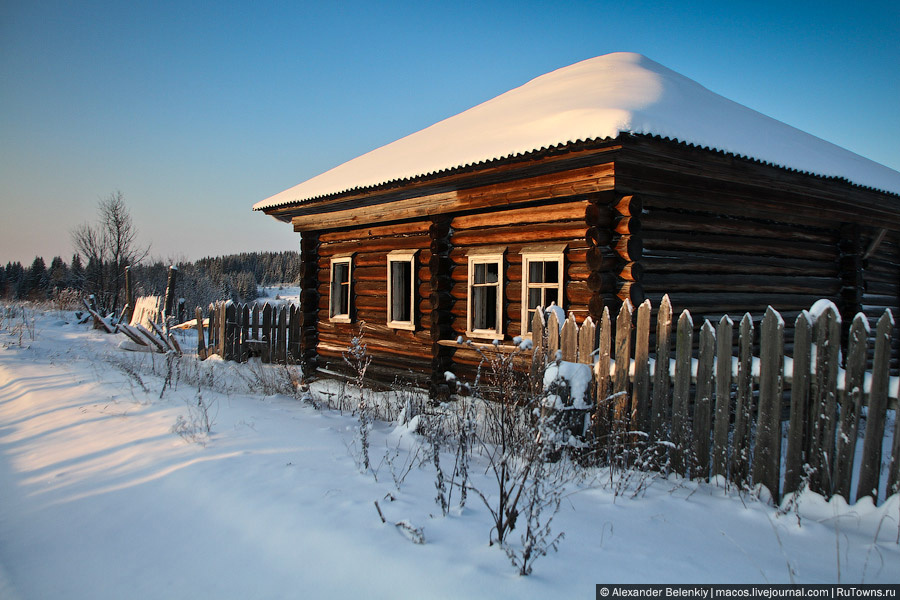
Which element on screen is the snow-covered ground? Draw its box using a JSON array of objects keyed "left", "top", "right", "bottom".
[{"left": 0, "top": 305, "right": 898, "bottom": 599}]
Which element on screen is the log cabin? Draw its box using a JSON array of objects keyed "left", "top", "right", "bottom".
[{"left": 253, "top": 52, "right": 900, "bottom": 394}]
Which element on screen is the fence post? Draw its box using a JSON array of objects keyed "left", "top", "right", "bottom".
[
  {"left": 692, "top": 320, "right": 715, "bottom": 480},
  {"left": 858, "top": 310, "right": 893, "bottom": 501},
  {"left": 671, "top": 310, "right": 693, "bottom": 476},
  {"left": 834, "top": 314, "right": 868, "bottom": 500},
  {"left": 754, "top": 306, "right": 784, "bottom": 503},
  {"left": 808, "top": 306, "right": 841, "bottom": 496},
  {"left": 196, "top": 306, "right": 207, "bottom": 359},
  {"left": 593, "top": 307, "right": 612, "bottom": 451},
  {"left": 633, "top": 300, "right": 651, "bottom": 433},
  {"left": 784, "top": 311, "right": 812, "bottom": 497},
  {"left": 711, "top": 315, "right": 733, "bottom": 481},
  {"left": 650, "top": 295, "right": 673, "bottom": 443},
  {"left": 731, "top": 313, "right": 755, "bottom": 485}
]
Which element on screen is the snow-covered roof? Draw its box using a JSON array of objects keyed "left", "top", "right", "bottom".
[{"left": 255, "top": 52, "right": 900, "bottom": 210}]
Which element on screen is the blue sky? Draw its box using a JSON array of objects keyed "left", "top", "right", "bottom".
[{"left": 2, "top": 0, "right": 898, "bottom": 266}]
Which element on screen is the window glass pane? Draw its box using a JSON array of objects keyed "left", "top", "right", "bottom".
[
  {"left": 485, "top": 262, "right": 499, "bottom": 284},
  {"left": 474, "top": 263, "right": 485, "bottom": 284},
  {"left": 339, "top": 282, "right": 349, "bottom": 315},
  {"left": 546, "top": 288, "right": 559, "bottom": 306},
  {"left": 472, "top": 285, "right": 497, "bottom": 330},
  {"left": 391, "top": 260, "right": 412, "bottom": 322},
  {"left": 528, "top": 288, "right": 542, "bottom": 310},
  {"left": 334, "top": 263, "right": 348, "bottom": 285},
  {"left": 529, "top": 261, "right": 544, "bottom": 284},
  {"left": 545, "top": 260, "right": 559, "bottom": 283}
]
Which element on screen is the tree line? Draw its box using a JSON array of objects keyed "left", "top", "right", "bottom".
[{"left": 1, "top": 192, "right": 302, "bottom": 312}]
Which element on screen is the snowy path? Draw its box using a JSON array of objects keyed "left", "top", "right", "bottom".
[{"left": 0, "top": 315, "right": 898, "bottom": 599}]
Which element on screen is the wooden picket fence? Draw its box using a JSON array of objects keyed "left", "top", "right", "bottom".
[
  {"left": 201, "top": 301, "right": 301, "bottom": 364},
  {"left": 530, "top": 296, "right": 899, "bottom": 506},
  {"left": 199, "top": 297, "right": 899, "bottom": 505}
]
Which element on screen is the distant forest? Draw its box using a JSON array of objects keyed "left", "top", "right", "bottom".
[{"left": 1, "top": 251, "right": 303, "bottom": 311}]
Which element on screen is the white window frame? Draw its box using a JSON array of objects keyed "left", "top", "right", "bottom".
[
  {"left": 329, "top": 255, "right": 353, "bottom": 323},
  {"left": 521, "top": 251, "right": 565, "bottom": 336},
  {"left": 387, "top": 249, "right": 417, "bottom": 331},
  {"left": 466, "top": 251, "right": 505, "bottom": 340}
]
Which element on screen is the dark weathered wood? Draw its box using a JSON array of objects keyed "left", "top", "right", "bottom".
[
  {"left": 577, "top": 316, "right": 595, "bottom": 365},
  {"left": 593, "top": 307, "right": 612, "bottom": 448},
  {"left": 560, "top": 315, "right": 578, "bottom": 362},
  {"left": 711, "top": 315, "right": 733, "bottom": 481},
  {"left": 783, "top": 312, "right": 811, "bottom": 497},
  {"left": 833, "top": 314, "right": 868, "bottom": 500},
  {"left": 613, "top": 301, "right": 633, "bottom": 429},
  {"left": 753, "top": 307, "right": 784, "bottom": 503},
  {"left": 261, "top": 304, "right": 273, "bottom": 363},
  {"left": 633, "top": 300, "right": 651, "bottom": 432},
  {"left": 276, "top": 306, "right": 288, "bottom": 364},
  {"left": 857, "top": 310, "right": 893, "bottom": 501},
  {"left": 731, "top": 313, "right": 754, "bottom": 485},
  {"left": 692, "top": 320, "right": 715, "bottom": 480},
  {"left": 808, "top": 307, "right": 841, "bottom": 496},
  {"left": 650, "top": 295, "right": 673, "bottom": 442},
  {"left": 163, "top": 266, "right": 178, "bottom": 322},
  {"left": 671, "top": 310, "right": 693, "bottom": 476},
  {"left": 196, "top": 306, "right": 207, "bottom": 359},
  {"left": 124, "top": 266, "right": 135, "bottom": 325}
]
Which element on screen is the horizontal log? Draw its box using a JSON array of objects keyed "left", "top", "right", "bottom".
[
  {"left": 641, "top": 209, "right": 838, "bottom": 244},
  {"left": 617, "top": 261, "right": 644, "bottom": 281},
  {"left": 319, "top": 235, "right": 430, "bottom": 256},
  {"left": 451, "top": 200, "right": 587, "bottom": 230},
  {"left": 586, "top": 246, "right": 625, "bottom": 272},
  {"left": 642, "top": 250, "right": 837, "bottom": 277},
  {"left": 319, "top": 220, "right": 430, "bottom": 242},
  {"left": 617, "top": 281, "right": 645, "bottom": 305},
  {"left": 585, "top": 203, "right": 614, "bottom": 227},
  {"left": 450, "top": 221, "right": 587, "bottom": 247},
  {"left": 642, "top": 231, "right": 836, "bottom": 261},
  {"left": 645, "top": 273, "right": 841, "bottom": 295},
  {"left": 612, "top": 235, "right": 643, "bottom": 261},
  {"left": 585, "top": 226, "right": 613, "bottom": 248},
  {"left": 614, "top": 215, "right": 641, "bottom": 236},
  {"left": 613, "top": 194, "right": 642, "bottom": 216}
]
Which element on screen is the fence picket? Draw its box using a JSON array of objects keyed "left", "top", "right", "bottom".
[
  {"left": 858, "top": 310, "right": 893, "bottom": 501},
  {"left": 784, "top": 312, "right": 812, "bottom": 497},
  {"left": 692, "top": 321, "right": 715, "bottom": 480},
  {"left": 732, "top": 313, "right": 755, "bottom": 485},
  {"left": 712, "top": 315, "right": 733, "bottom": 480},
  {"left": 650, "top": 295, "right": 673, "bottom": 443},
  {"left": 672, "top": 310, "right": 694, "bottom": 476},
  {"left": 547, "top": 310, "right": 560, "bottom": 359},
  {"left": 593, "top": 307, "right": 612, "bottom": 448},
  {"left": 561, "top": 314, "right": 578, "bottom": 362},
  {"left": 262, "top": 304, "right": 273, "bottom": 363},
  {"left": 613, "top": 301, "right": 633, "bottom": 429},
  {"left": 754, "top": 307, "right": 784, "bottom": 503},
  {"left": 577, "top": 316, "right": 595, "bottom": 365},
  {"left": 834, "top": 314, "right": 868, "bottom": 500},
  {"left": 633, "top": 300, "right": 651, "bottom": 433},
  {"left": 809, "top": 307, "right": 841, "bottom": 496}
]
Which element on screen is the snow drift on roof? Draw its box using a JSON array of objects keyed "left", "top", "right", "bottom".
[{"left": 255, "top": 52, "right": 900, "bottom": 210}]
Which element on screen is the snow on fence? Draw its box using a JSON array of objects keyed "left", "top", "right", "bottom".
[
  {"left": 202, "top": 296, "right": 899, "bottom": 506},
  {"left": 530, "top": 296, "right": 899, "bottom": 507},
  {"left": 202, "top": 301, "right": 301, "bottom": 364}
]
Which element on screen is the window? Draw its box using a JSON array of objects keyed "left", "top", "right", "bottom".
[
  {"left": 329, "top": 256, "right": 352, "bottom": 322},
  {"left": 467, "top": 251, "right": 504, "bottom": 338},
  {"left": 521, "top": 251, "right": 565, "bottom": 334},
  {"left": 387, "top": 250, "right": 417, "bottom": 330}
]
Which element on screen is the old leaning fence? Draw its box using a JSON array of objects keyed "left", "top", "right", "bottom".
[{"left": 198, "top": 296, "right": 899, "bottom": 507}]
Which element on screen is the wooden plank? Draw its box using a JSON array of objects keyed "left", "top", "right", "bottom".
[
  {"left": 692, "top": 320, "right": 715, "bottom": 480},
  {"left": 783, "top": 312, "right": 812, "bottom": 498},
  {"left": 240, "top": 304, "right": 250, "bottom": 362},
  {"left": 560, "top": 314, "right": 578, "bottom": 362},
  {"left": 633, "top": 300, "right": 651, "bottom": 433},
  {"left": 577, "top": 316, "right": 595, "bottom": 365},
  {"left": 291, "top": 163, "right": 615, "bottom": 231},
  {"left": 547, "top": 310, "right": 560, "bottom": 360},
  {"left": 731, "top": 313, "right": 755, "bottom": 485},
  {"left": 613, "top": 301, "right": 633, "bottom": 430},
  {"left": 593, "top": 307, "right": 612, "bottom": 449},
  {"left": 753, "top": 306, "right": 784, "bottom": 503},
  {"left": 650, "top": 295, "right": 673, "bottom": 443},
  {"left": 808, "top": 307, "right": 841, "bottom": 496},
  {"left": 261, "top": 304, "right": 273, "bottom": 363},
  {"left": 277, "top": 305, "right": 288, "bottom": 364},
  {"left": 711, "top": 315, "right": 733, "bottom": 480},
  {"left": 833, "top": 314, "right": 868, "bottom": 501},
  {"left": 857, "top": 310, "right": 893, "bottom": 501},
  {"left": 530, "top": 308, "right": 545, "bottom": 378},
  {"left": 672, "top": 310, "right": 694, "bottom": 476},
  {"left": 451, "top": 200, "right": 587, "bottom": 230},
  {"left": 196, "top": 307, "right": 207, "bottom": 359}
]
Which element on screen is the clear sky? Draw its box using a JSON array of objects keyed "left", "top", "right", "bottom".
[{"left": 2, "top": 0, "right": 898, "bottom": 266}]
